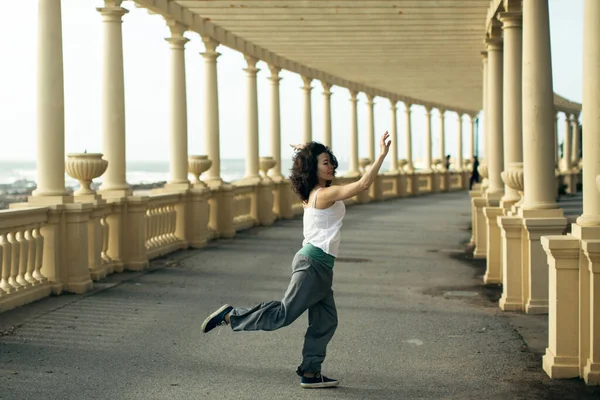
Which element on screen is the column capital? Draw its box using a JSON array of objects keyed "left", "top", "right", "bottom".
[
  {"left": 485, "top": 37, "right": 504, "bottom": 51},
  {"left": 349, "top": 89, "right": 359, "bottom": 102},
  {"left": 438, "top": 108, "right": 447, "bottom": 116},
  {"left": 267, "top": 65, "right": 282, "bottom": 82},
  {"left": 366, "top": 93, "right": 375, "bottom": 104},
  {"left": 404, "top": 102, "right": 413, "bottom": 112},
  {"left": 498, "top": 11, "right": 523, "bottom": 28},
  {"left": 202, "top": 36, "right": 220, "bottom": 53},
  {"left": 166, "top": 19, "right": 187, "bottom": 37},
  {"left": 165, "top": 36, "right": 189, "bottom": 49},
  {"left": 321, "top": 81, "right": 332, "bottom": 96},
  {"left": 569, "top": 113, "right": 579, "bottom": 122},
  {"left": 389, "top": 98, "right": 397, "bottom": 110},
  {"left": 301, "top": 76, "right": 313, "bottom": 91},
  {"left": 480, "top": 50, "right": 488, "bottom": 60},
  {"left": 244, "top": 55, "right": 260, "bottom": 74},
  {"left": 97, "top": 1, "right": 128, "bottom": 20}
]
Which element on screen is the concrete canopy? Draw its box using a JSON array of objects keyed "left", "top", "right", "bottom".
[{"left": 135, "top": 0, "right": 581, "bottom": 115}]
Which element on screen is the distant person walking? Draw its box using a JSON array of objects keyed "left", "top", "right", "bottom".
[
  {"left": 201, "top": 132, "right": 392, "bottom": 389},
  {"left": 469, "top": 156, "right": 480, "bottom": 190}
]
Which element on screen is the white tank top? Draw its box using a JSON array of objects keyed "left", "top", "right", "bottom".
[{"left": 302, "top": 187, "right": 346, "bottom": 257}]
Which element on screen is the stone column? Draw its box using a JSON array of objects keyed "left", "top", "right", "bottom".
[
  {"left": 578, "top": 0, "right": 600, "bottom": 227},
  {"left": 405, "top": 103, "right": 414, "bottom": 171},
  {"left": 481, "top": 51, "right": 489, "bottom": 164},
  {"left": 322, "top": 82, "right": 332, "bottom": 148},
  {"left": 456, "top": 114, "right": 463, "bottom": 171},
  {"left": 486, "top": 37, "right": 505, "bottom": 205},
  {"left": 571, "top": 114, "right": 580, "bottom": 165},
  {"left": 499, "top": 10, "right": 523, "bottom": 208},
  {"left": 555, "top": 112, "right": 560, "bottom": 167},
  {"left": 366, "top": 94, "right": 376, "bottom": 166},
  {"left": 97, "top": 0, "right": 130, "bottom": 196},
  {"left": 301, "top": 76, "right": 313, "bottom": 144},
  {"left": 438, "top": 109, "right": 446, "bottom": 168},
  {"left": 563, "top": 114, "right": 573, "bottom": 171},
  {"left": 201, "top": 38, "right": 222, "bottom": 186},
  {"left": 268, "top": 65, "right": 282, "bottom": 178},
  {"left": 424, "top": 106, "right": 433, "bottom": 171},
  {"left": 243, "top": 56, "right": 260, "bottom": 182},
  {"left": 348, "top": 90, "right": 360, "bottom": 177},
  {"left": 519, "top": 0, "right": 567, "bottom": 315},
  {"left": 32, "top": 0, "right": 69, "bottom": 201},
  {"left": 389, "top": 100, "right": 398, "bottom": 173},
  {"left": 165, "top": 21, "right": 190, "bottom": 189},
  {"left": 469, "top": 114, "right": 476, "bottom": 159}
]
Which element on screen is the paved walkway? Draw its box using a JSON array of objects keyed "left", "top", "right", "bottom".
[{"left": 1, "top": 191, "right": 598, "bottom": 400}]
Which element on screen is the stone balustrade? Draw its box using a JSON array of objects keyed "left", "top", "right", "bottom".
[
  {"left": 0, "top": 207, "right": 52, "bottom": 312},
  {"left": 0, "top": 169, "right": 458, "bottom": 313}
]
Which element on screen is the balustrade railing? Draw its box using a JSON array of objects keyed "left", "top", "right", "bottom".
[
  {"left": 146, "top": 194, "right": 185, "bottom": 260},
  {"left": 0, "top": 207, "right": 52, "bottom": 312}
]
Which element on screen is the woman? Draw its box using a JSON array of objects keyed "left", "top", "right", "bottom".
[{"left": 201, "top": 132, "right": 391, "bottom": 389}]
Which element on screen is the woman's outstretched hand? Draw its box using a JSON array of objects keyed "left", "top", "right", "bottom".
[{"left": 380, "top": 131, "right": 391, "bottom": 158}]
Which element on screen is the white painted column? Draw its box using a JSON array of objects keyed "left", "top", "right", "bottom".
[
  {"left": 456, "top": 114, "right": 463, "bottom": 170},
  {"left": 481, "top": 51, "right": 489, "bottom": 162},
  {"left": 388, "top": 100, "right": 398, "bottom": 172},
  {"left": 301, "top": 76, "right": 313, "bottom": 144},
  {"left": 405, "top": 103, "right": 413, "bottom": 171},
  {"left": 201, "top": 37, "right": 222, "bottom": 185},
  {"left": 438, "top": 109, "right": 446, "bottom": 167},
  {"left": 268, "top": 66, "right": 282, "bottom": 178},
  {"left": 499, "top": 10, "right": 523, "bottom": 205},
  {"left": 521, "top": 0, "right": 559, "bottom": 211},
  {"left": 348, "top": 90, "right": 360, "bottom": 177},
  {"left": 486, "top": 37, "right": 505, "bottom": 202},
  {"left": 469, "top": 114, "right": 476, "bottom": 160},
  {"left": 97, "top": 1, "right": 130, "bottom": 194},
  {"left": 322, "top": 82, "right": 332, "bottom": 149},
  {"left": 33, "top": 0, "right": 68, "bottom": 199},
  {"left": 366, "top": 94, "right": 376, "bottom": 165},
  {"left": 571, "top": 114, "right": 580, "bottom": 165},
  {"left": 579, "top": 0, "right": 600, "bottom": 225},
  {"left": 165, "top": 21, "right": 189, "bottom": 187},
  {"left": 243, "top": 56, "right": 260, "bottom": 181},
  {"left": 563, "top": 113, "right": 573, "bottom": 171},
  {"left": 555, "top": 112, "right": 560, "bottom": 167},
  {"left": 425, "top": 106, "right": 433, "bottom": 171}
]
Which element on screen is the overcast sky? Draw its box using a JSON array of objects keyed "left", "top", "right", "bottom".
[{"left": 0, "top": 0, "right": 583, "bottom": 164}]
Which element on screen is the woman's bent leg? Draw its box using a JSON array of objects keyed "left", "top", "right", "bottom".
[
  {"left": 229, "top": 255, "right": 329, "bottom": 332},
  {"left": 297, "top": 290, "right": 338, "bottom": 375}
]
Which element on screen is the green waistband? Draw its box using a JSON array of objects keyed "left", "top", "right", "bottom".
[{"left": 297, "top": 243, "right": 335, "bottom": 269}]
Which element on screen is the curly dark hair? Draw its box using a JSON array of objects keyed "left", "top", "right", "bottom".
[{"left": 289, "top": 142, "right": 338, "bottom": 203}]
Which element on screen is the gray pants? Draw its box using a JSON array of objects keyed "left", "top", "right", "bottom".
[{"left": 229, "top": 253, "right": 338, "bottom": 374}]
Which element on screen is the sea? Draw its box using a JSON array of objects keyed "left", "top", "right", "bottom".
[{"left": 0, "top": 159, "right": 351, "bottom": 189}]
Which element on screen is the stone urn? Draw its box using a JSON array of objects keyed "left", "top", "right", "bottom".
[
  {"left": 188, "top": 155, "right": 212, "bottom": 186},
  {"left": 65, "top": 153, "right": 108, "bottom": 195},
  {"left": 501, "top": 162, "right": 524, "bottom": 207},
  {"left": 478, "top": 163, "right": 489, "bottom": 180},
  {"left": 463, "top": 159, "right": 472, "bottom": 170},
  {"left": 432, "top": 158, "right": 443, "bottom": 172},
  {"left": 259, "top": 156, "right": 277, "bottom": 180},
  {"left": 398, "top": 159, "right": 408, "bottom": 172},
  {"left": 359, "top": 158, "right": 371, "bottom": 174}
]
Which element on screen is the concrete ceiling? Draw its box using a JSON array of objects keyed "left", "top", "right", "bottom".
[{"left": 135, "top": 0, "right": 581, "bottom": 115}]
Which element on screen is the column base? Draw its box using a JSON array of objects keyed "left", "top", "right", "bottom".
[
  {"left": 65, "top": 278, "right": 94, "bottom": 294},
  {"left": 584, "top": 360, "right": 600, "bottom": 385},
  {"left": 99, "top": 188, "right": 133, "bottom": 198},
  {"left": 126, "top": 260, "right": 149, "bottom": 272},
  {"left": 499, "top": 296, "right": 523, "bottom": 312},
  {"left": 28, "top": 194, "right": 74, "bottom": 205},
  {"left": 525, "top": 299, "right": 548, "bottom": 314},
  {"left": 543, "top": 349, "right": 580, "bottom": 379}
]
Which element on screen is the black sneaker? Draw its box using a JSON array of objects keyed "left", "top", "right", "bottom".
[
  {"left": 300, "top": 372, "right": 339, "bottom": 389},
  {"left": 201, "top": 304, "right": 233, "bottom": 333}
]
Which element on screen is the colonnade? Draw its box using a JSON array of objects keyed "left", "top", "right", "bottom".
[{"left": 32, "top": 0, "right": 481, "bottom": 206}]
